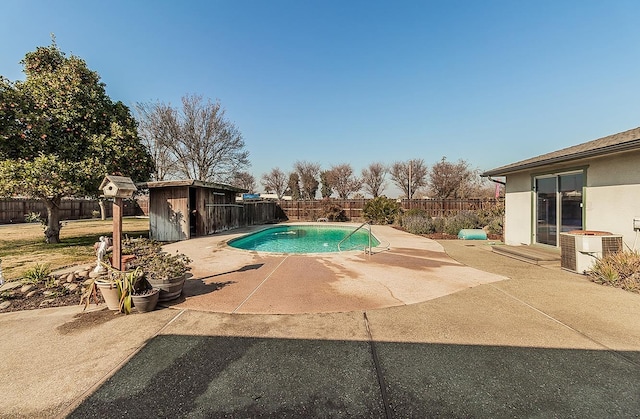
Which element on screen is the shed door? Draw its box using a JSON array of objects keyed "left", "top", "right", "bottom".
[{"left": 189, "top": 187, "right": 197, "bottom": 238}]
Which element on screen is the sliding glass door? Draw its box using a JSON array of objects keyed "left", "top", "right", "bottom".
[
  {"left": 536, "top": 177, "right": 557, "bottom": 246},
  {"left": 535, "top": 172, "right": 583, "bottom": 246}
]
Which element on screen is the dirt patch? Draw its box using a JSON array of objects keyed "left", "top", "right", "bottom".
[
  {"left": 0, "top": 280, "right": 86, "bottom": 313},
  {"left": 56, "top": 308, "right": 118, "bottom": 335}
]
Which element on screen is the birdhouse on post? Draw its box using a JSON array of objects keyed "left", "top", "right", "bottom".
[
  {"left": 99, "top": 176, "right": 137, "bottom": 271},
  {"left": 100, "top": 175, "right": 138, "bottom": 199}
]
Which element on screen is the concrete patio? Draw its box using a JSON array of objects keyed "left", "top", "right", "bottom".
[{"left": 0, "top": 228, "right": 638, "bottom": 418}]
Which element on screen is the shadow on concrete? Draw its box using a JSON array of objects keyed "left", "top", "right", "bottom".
[
  {"left": 68, "top": 335, "right": 640, "bottom": 418},
  {"left": 194, "top": 263, "right": 264, "bottom": 281},
  {"left": 169, "top": 264, "right": 264, "bottom": 300}
]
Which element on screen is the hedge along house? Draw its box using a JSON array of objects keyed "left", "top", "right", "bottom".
[
  {"left": 483, "top": 127, "right": 640, "bottom": 249},
  {"left": 137, "top": 180, "right": 248, "bottom": 242}
]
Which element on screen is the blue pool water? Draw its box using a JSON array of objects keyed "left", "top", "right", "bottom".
[{"left": 228, "top": 225, "right": 379, "bottom": 253}]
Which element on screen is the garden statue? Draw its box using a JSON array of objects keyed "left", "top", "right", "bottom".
[{"left": 93, "top": 236, "right": 111, "bottom": 273}]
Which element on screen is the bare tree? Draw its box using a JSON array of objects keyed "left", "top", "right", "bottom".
[
  {"left": 135, "top": 94, "right": 249, "bottom": 183},
  {"left": 294, "top": 161, "right": 321, "bottom": 200},
  {"left": 328, "top": 163, "right": 362, "bottom": 199},
  {"left": 428, "top": 157, "right": 479, "bottom": 198},
  {"left": 231, "top": 171, "right": 256, "bottom": 192},
  {"left": 261, "top": 167, "right": 289, "bottom": 199},
  {"left": 390, "top": 159, "right": 428, "bottom": 199},
  {"left": 361, "top": 162, "right": 387, "bottom": 198},
  {"left": 135, "top": 102, "right": 178, "bottom": 180}
]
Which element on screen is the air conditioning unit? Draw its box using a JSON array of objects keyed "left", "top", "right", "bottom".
[{"left": 560, "top": 231, "right": 623, "bottom": 274}]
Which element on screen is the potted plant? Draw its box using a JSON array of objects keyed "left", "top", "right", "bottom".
[
  {"left": 84, "top": 265, "right": 159, "bottom": 314},
  {"left": 130, "top": 274, "right": 160, "bottom": 313},
  {"left": 135, "top": 252, "right": 191, "bottom": 302}
]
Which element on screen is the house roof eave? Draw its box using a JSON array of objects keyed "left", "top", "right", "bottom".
[{"left": 482, "top": 138, "right": 640, "bottom": 177}]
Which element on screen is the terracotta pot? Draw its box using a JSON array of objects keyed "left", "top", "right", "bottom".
[
  {"left": 131, "top": 288, "right": 159, "bottom": 313},
  {"left": 95, "top": 280, "right": 120, "bottom": 311},
  {"left": 147, "top": 273, "right": 186, "bottom": 302}
]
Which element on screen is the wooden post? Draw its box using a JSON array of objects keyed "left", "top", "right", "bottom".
[{"left": 113, "top": 197, "right": 123, "bottom": 271}]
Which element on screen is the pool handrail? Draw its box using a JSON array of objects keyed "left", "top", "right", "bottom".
[{"left": 338, "top": 222, "right": 373, "bottom": 254}]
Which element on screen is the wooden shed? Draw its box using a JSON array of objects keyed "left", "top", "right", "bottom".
[{"left": 137, "top": 180, "right": 247, "bottom": 242}]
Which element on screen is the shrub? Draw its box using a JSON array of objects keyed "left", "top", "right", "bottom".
[
  {"left": 431, "top": 217, "right": 446, "bottom": 233},
  {"left": 320, "top": 199, "right": 348, "bottom": 221},
  {"left": 444, "top": 211, "right": 481, "bottom": 235},
  {"left": 589, "top": 251, "right": 640, "bottom": 293},
  {"left": 91, "top": 210, "right": 101, "bottom": 218},
  {"left": 477, "top": 201, "right": 504, "bottom": 235},
  {"left": 402, "top": 208, "right": 429, "bottom": 219},
  {"left": 401, "top": 209, "right": 434, "bottom": 234},
  {"left": 22, "top": 263, "right": 52, "bottom": 284},
  {"left": 24, "top": 212, "right": 44, "bottom": 224},
  {"left": 362, "top": 197, "right": 401, "bottom": 225},
  {"left": 484, "top": 217, "right": 503, "bottom": 235},
  {"left": 403, "top": 215, "right": 434, "bottom": 234}
]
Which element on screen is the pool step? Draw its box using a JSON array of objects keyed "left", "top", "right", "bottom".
[{"left": 492, "top": 245, "right": 561, "bottom": 266}]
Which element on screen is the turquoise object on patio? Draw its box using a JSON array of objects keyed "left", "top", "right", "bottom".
[{"left": 458, "top": 229, "right": 487, "bottom": 240}]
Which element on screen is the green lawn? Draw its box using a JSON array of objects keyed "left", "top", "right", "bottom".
[{"left": 0, "top": 218, "right": 149, "bottom": 280}]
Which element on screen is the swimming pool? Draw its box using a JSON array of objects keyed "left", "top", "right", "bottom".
[{"left": 228, "top": 224, "right": 380, "bottom": 253}]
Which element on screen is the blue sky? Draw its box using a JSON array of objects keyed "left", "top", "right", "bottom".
[{"left": 2, "top": 0, "right": 640, "bottom": 196}]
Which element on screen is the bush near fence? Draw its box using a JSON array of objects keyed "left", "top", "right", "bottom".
[
  {"left": 277, "top": 198, "right": 504, "bottom": 221},
  {"left": 0, "top": 198, "right": 145, "bottom": 224}
]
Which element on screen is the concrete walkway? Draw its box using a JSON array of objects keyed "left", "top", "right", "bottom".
[{"left": 0, "top": 232, "right": 639, "bottom": 418}]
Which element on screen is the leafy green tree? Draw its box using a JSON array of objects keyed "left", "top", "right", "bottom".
[
  {"left": 362, "top": 196, "right": 400, "bottom": 224},
  {"left": 0, "top": 40, "right": 153, "bottom": 243}
]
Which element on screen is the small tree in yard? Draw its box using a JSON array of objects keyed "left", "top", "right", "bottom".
[{"left": 0, "top": 40, "right": 153, "bottom": 243}]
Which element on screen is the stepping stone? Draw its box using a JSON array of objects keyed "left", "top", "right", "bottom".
[{"left": 0, "top": 281, "right": 23, "bottom": 292}]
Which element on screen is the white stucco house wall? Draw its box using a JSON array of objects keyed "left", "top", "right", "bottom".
[{"left": 483, "top": 127, "right": 640, "bottom": 249}]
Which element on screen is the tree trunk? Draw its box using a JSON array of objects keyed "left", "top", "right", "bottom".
[
  {"left": 44, "top": 197, "right": 62, "bottom": 244},
  {"left": 99, "top": 199, "right": 106, "bottom": 221}
]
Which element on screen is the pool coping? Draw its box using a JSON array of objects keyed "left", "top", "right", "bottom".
[{"left": 225, "top": 222, "right": 387, "bottom": 255}]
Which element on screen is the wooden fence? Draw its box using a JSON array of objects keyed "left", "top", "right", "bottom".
[
  {"left": 278, "top": 198, "right": 503, "bottom": 221},
  {"left": 0, "top": 198, "right": 142, "bottom": 224}
]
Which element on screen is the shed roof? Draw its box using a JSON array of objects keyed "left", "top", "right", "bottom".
[
  {"left": 136, "top": 179, "right": 247, "bottom": 193},
  {"left": 482, "top": 126, "right": 640, "bottom": 177}
]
